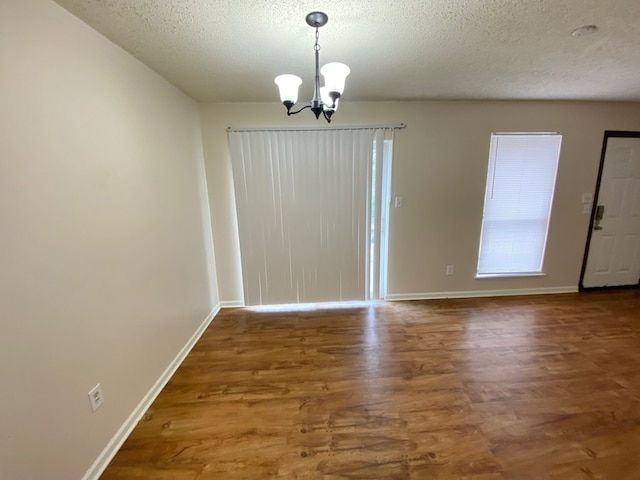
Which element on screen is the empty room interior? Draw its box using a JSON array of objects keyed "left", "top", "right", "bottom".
[{"left": 2, "top": 0, "right": 640, "bottom": 479}]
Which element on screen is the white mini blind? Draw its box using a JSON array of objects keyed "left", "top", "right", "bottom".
[
  {"left": 228, "top": 128, "right": 387, "bottom": 305},
  {"left": 477, "top": 133, "right": 562, "bottom": 275}
]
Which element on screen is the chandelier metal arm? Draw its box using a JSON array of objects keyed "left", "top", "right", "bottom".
[
  {"left": 285, "top": 104, "right": 328, "bottom": 121},
  {"left": 286, "top": 104, "right": 312, "bottom": 115}
]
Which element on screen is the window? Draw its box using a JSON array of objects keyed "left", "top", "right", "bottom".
[{"left": 477, "top": 133, "right": 562, "bottom": 276}]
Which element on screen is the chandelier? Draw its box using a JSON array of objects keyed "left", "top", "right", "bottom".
[{"left": 274, "top": 12, "right": 350, "bottom": 123}]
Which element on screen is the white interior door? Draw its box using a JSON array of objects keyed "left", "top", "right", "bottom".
[{"left": 583, "top": 136, "right": 640, "bottom": 288}]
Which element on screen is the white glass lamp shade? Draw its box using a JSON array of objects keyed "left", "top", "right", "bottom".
[
  {"left": 274, "top": 74, "right": 302, "bottom": 104},
  {"left": 321, "top": 86, "right": 339, "bottom": 111},
  {"left": 320, "top": 62, "right": 350, "bottom": 95}
]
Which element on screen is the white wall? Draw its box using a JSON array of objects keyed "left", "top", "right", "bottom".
[
  {"left": 200, "top": 100, "right": 640, "bottom": 303},
  {"left": 0, "top": 1, "right": 218, "bottom": 479}
]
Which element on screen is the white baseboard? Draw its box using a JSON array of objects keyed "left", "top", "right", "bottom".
[
  {"left": 385, "top": 286, "right": 578, "bottom": 301},
  {"left": 81, "top": 303, "right": 221, "bottom": 480},
  {"left": 220, "top": 300, "right": 244, "bottom": 308}
]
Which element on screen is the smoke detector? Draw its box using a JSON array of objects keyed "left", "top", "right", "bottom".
[{"left": 571, "top": 25, "right": 598, "bottom": 37}]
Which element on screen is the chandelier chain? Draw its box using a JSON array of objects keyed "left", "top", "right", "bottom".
[{"left": 314, "top": 27, "right": 320, "bottom": 52}]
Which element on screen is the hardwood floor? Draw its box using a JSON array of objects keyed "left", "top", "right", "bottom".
[{"left": 101, "top": 290, "right": 640, "bottom": 479}]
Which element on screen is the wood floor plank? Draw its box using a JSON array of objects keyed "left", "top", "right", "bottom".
[{"left": 101, "top": 290, "right": 640, "bottom": 479}]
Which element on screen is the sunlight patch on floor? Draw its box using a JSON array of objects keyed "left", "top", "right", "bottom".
[{"left": 250, "top": 300, "right": 383, "bottom": 313}]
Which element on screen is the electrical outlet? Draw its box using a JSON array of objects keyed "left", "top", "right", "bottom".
[
  {"left": 583, "top": 203, "right": 592, "bottom": 214},
  {"left": 446, "top": 265, "right": 454, "bottom": 275},
  {"left": 394, "top": 196, "right": 403, "bottom": 208},
  {"left": 88, "top": 384, "right": 104, "bottom": 412}
]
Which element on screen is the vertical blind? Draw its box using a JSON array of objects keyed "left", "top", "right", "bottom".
[
  {"left": 228, "top": 128, "right": 387, "bottom": 305},
  {"left": 477, "top": 133, "right": 562, "bottom": 275}
]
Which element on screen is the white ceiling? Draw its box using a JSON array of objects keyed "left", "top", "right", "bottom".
[{"left": 52, "top": 0, "right": 640, "bottom": 103}]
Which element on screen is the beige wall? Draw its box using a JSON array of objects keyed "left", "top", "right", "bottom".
[
  {"left": 0, "top": 1, "right": 218, "bottom": 479},
  {"left": 200, "top": 100, "right": 640, "bottom": 302}
]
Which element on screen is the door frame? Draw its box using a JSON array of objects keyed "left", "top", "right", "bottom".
[{"left": 579, "top": 130, "right": 640, "bottom": 290}]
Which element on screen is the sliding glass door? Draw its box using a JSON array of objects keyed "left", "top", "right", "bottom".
[{"left": 228, "top": 128, "right": 393, "bottom": 306}]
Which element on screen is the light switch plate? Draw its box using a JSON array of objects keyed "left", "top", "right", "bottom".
[{"left": 582, "top": 193, "right": 594, "bottom": 204}]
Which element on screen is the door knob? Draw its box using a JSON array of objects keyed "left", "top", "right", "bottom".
[{"left": 595, "top": 205, "right": 605, "bottom": 221}]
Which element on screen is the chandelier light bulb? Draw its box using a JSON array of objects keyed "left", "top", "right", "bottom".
[
  {"left": 320, "top": 87, "right": 339, "bottom": 111},
  {"left": 274, "top": 74, "right": 302, "bottom": 104},
  {"left": 321, "top": 62, "right": 350, "bottom": 97}
]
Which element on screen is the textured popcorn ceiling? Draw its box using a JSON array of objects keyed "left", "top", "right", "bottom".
[{"left": 52, "top": 0, "right": 640, "bottom": 103}]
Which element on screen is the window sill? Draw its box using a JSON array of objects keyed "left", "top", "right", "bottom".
[{"left": 475, "top": 272, "right": 547, "bottom": 279}]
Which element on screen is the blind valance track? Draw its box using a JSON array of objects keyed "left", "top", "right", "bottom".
[{"left": 227, "top": 123, "right": 406, "bottom": 133}]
